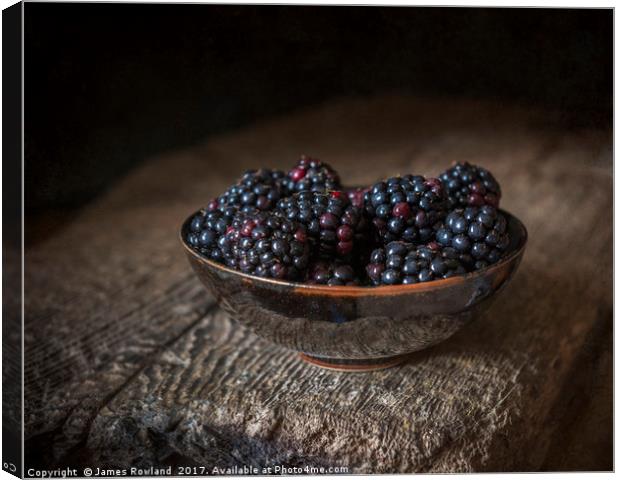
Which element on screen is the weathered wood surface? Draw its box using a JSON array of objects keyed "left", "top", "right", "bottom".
[{"left": 24, "top": 95, "right": 612, "bottom": 472}]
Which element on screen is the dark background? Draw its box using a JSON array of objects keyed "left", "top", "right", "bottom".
[{"left": 23, "top": 5, "right": 612, "bottom": 241}]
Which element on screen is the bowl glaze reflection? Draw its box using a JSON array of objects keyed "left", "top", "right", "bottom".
[{"left": 180, "top": 210, "right": 527, "bottom": 371}]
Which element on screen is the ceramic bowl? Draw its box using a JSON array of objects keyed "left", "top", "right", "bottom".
[{"left": 181, "top": 210, "right": 527, "bottom": 371}]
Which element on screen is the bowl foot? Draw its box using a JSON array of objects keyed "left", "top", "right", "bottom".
[{"left": 299, "top": 353, "right": 409, "bottom": 372}]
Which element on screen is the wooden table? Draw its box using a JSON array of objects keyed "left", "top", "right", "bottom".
[{"left": 23, "top": 95, "right": 612, "bottom": 472}]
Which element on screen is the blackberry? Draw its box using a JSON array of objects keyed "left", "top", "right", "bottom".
[
  {"left": 363, "top": 175, "right": 448, "bottom": 244},
  {"left": 307, "top": 260, "right": 360, "bottom": 286},
  {"left": 217, "top": 168, "right": 287, "bottom": 211},
  {"left": 366, "top": 241, "right": 467, "bottom": 286},
  {"left": 186, "top": 205, "right": 249, "bottom": 263},
  {"left": 217, "top": 211, "right": 311, "bottom": 280},
  {"left": 276, "top": 191, "right": 368, "bottom": 258},
  {"left": 439, "top": 162, "right": 501, "bottom": 208},
  {"left": 285, "top": 155, "right": 342, "bottom": 194},
  {"left": 435, "top": 205, "right": 510, "bottom": 270}
]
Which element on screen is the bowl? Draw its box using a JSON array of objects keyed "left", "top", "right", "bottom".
[{"left": 180, "top": 209, "right": 527, "bottom": 371}]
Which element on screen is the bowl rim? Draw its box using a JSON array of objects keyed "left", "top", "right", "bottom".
[{"left": 180, "top": 208, "right": 527, "bottom": 295}]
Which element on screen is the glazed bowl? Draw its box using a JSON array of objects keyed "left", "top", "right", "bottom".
[{"left": 181, "top": 210, "right": 527, "bottom": 371}]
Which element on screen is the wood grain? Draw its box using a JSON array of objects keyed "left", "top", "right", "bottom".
[{"left": 24, "top": 95, "right": 612, "bottom": 471}]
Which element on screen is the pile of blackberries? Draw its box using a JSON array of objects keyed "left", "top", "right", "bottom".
[{"left": 186, "top": 158, "right": 511, "bottom": 285}]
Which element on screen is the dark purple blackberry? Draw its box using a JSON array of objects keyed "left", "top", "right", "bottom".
[
  {"left": 439, "top": 162, "right": 501, "bottom": 209},
  {"left": 307, "top": 260, "right": 360, "bottom": 286},
  {"left": 365, "top": 241, "right": 467, "bottom": 286},
  {"left": 276, "top": 190, "right": 368, "bottom": 258},
  {"left": 435, "top": 205, "right": 510, "bottom": 271},
  {"left": 285, "top": 155, "right": 342, "bottom": 194},
  {"left": 217, "top": 168, "right": 287, "bottom": 211},
  {"left": 216, "top": 211, "right": 311, "bottom": 280},
  {"left": 363, "top": 175, "right": 448, "bottom": 244},
  {"left": 186, "top": 205, "right": 250, "bottom": 263}
]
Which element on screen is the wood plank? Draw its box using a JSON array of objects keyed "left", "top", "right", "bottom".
[{"left": 24, "top": 95, "right": 612, "bottom": 471}]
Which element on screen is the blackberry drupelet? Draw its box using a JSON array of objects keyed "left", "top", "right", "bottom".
[
  {"left": 345, "top": 186, "right": 368, "bottom": 208},
  {"left": 285, "top": 155, "right": 342, "bottom": 194},
  {"left": 439, "top": 162, "right": 501, "bottom": 208},
  {"left": 365, "top": 241, "right": 467, "bottom": 286},
  {"left": 307, "top": 260, "right": 360, "bottom": 286},
  {"left": 276, "top": 190, "right": 368, "bottom": 258},
  {"left": 435, "top": 205, "right": 510, "bottom": 270},
  {"left": 217, "top": 168, "right": 287, "bottom": 211},
  {"left": 363, "top": 175, "right": 448, "bottom": 244},
  {"left": 216, "top": 211, "right": 311, "bottom": 280}
]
